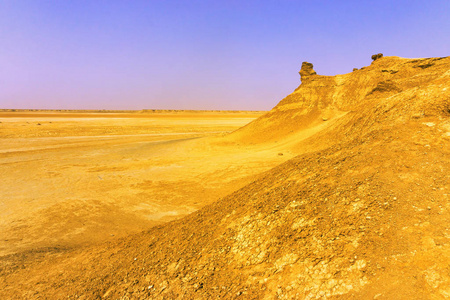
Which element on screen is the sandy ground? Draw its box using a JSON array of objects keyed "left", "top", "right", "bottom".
[{"left": 0, "top": 111, "right": 294, "bottom": 257}]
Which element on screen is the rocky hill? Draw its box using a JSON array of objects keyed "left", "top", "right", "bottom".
[
  {"left": 230, "top": 56, "right": 450, "bottom": 146},
  {"left": 1, "top": 55, "right": 449, "bottom": 299}
]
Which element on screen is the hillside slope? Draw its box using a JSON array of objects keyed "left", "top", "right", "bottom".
[
  {"left": 1, "top": 55, "right": 449, "bottom": 299},
  {"left": 229, "top": 56, "right": 450, "bottom": 148}
]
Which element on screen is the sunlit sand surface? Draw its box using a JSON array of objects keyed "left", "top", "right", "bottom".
[{"left": 0, "top": 110, "right": 292, "bottom": 256}]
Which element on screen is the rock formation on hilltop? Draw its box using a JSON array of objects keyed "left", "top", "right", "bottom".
[
  {"left": 230, "top": 55, "right": 450, "bottom": 145},
  {"left": 371, "top": 53, "right": 384, "bottom": 61},
  {"left": 1, "top": 56, "right": 449, "bottom": 299},
  {"left": 299, "top": 61, "right": 317, "bottom": 81}
]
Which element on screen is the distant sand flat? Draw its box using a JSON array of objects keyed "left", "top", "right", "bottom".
[{"left": 0, "top": 110, "right": 291, "bottom": 257}]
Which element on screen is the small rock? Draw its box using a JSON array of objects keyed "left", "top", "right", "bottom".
[
  {"left": 371, "top": 53, "right": 383, "bottom": 61},
  {"left": 299, "top": 62, "right": 317, "bottom": 81}
]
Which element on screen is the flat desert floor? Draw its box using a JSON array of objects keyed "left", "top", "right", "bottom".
[{"left": 0, "top": 111, "right": 296, "bottom": 257}]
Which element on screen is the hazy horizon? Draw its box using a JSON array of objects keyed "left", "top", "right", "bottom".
[
  {"left": 0, "top": 108, "right": 267, "bottom": 112},
  {"left": 1, "top": 0, "right": 450, "bottom": 110}
]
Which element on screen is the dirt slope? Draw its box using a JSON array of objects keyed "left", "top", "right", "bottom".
[
  {"left": 1, "top": 56, "right": 450, "bottom": 299},
  {"left": 229, "top": 56, "right": 449, "bottom": 147}
]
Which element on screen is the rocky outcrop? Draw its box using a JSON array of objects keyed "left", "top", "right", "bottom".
[
  {"left": 367, "top": 79, "right": 402, "bottom": 95},
  {"left": 371, "top": 53, "right": 383, "bottom": 61},
  {"left": 230, "top": 55, "right": 450, "bottom": 144},
  {"left": 299, "top": 61, "right": 317, "bottom": 81}
]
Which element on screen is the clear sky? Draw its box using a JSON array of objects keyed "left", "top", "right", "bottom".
[{"left": 1, "top": 0, "right": 450, "bottom": 110}]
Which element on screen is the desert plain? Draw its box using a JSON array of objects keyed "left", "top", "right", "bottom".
[{"left": 0, "top": 110, "right": 283, "bottom": 256}]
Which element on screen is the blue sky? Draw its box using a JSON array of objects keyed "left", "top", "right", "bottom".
[{"left": 1, "top": 0, "right": 450, "bottom": 110}]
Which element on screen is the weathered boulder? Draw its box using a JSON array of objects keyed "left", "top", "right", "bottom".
[
  {"left": 299, "top": 62, "right": 317, "bottom": 81},
  {"left": 371, "top": 53, "right": 383, "bottom": 61}
]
